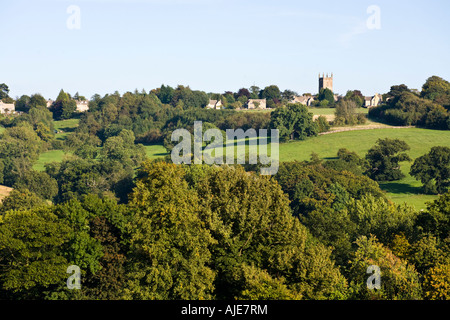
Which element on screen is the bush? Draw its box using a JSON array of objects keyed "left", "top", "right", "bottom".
[
  {"left": 51, "top": 139, "right": 65, "bottom": 150},
  {"left": 136, "top": 129, "right": 165, "bottom": 144},
  {"left": 315, "top": 116, "right": 330, "bottom": 133}
]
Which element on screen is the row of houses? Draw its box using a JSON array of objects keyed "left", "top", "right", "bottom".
[
  {"left": 206, "top": 93, "right": 383, "bottom": 111},
  {"left": 291, "top": 93, "right": 383, "bottom": 108}
]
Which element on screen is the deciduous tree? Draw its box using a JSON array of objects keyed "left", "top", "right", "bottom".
[
  {"left": 365, "top": 138, "right": 411, "bottom": 181},
  {"left": 410, "top": 146, "right": 450, "bottom": 194}
]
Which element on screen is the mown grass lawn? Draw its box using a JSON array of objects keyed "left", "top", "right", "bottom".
[
  {"left": 33, "top": 149, "right": 68, "bottom": 171},
  {"left": 144, "top": 144, "right": 169, "bottom": 160},
  {"left": 33, "top": 119, "right": 80, "bottom": 171},
  {"left": 378, "top": 163, "right": 438, "bottom": 211},
  {"left": 53, "top": 118, "right": 80, "bottom": 141}
]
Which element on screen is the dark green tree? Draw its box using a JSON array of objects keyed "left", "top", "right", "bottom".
[
  {"left": 344, "top": 90, "right": 364, "bottom": 107},
  {"left": 0, "top": 83, "right": 10, "bottom": 100},
  {"left": 421, "top": 76, "right": 450, "bottom": 108},
  {"left": 13, "top": 170, "right": 58, "bottom": 200},
  {"left": 410, "top": 146, "right": 450, "bottom": 194},
  {"left": 50, "top": 89, "right": 77, "bottom": 120},
  {"left": 318, "top": 88, "right": 335, "bottom": 106},
  {"left": 270, "top": 104, "right": 318, "bottom": 142},
  {"left": 388, "top": 84, "right": 411, "bottom": 99},
  {"left": 29, "top": 94, "right": 48, "bottom": 109},
  {"left": 365, "top": 138, "right": 411, "bottom": 181},
  {"left": 158, "top": 84, "right": 175, "bottom": 104},
  {"left": 325, "top": 148, "right": 367, "bottom": 176},
  {"left": 281, "top": 89, "right": 297, "bottom": 102},
  {"left": 260, "top": 85, "right": 281, "bottom": 101},
  {"left": 15, "top": 95, "right": 31, "bottom": 112},
  {"left": 415, "top": 192, "right": 450, "bottom": 241}
]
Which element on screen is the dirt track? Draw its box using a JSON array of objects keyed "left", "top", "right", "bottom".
[{"left": 319, "top": 125, "right": 414, "bottom": 135}]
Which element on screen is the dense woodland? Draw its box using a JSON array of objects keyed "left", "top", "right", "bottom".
[{"left": 0, "top": 76, "right": 449, "bottom": 300}]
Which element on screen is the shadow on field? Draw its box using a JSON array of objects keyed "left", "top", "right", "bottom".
[
  {"left": 378, "top": 182, "right": 423, "bottom": 195},
  {"left": 57, "top": 126, "right": 77, "bottom": 133}
]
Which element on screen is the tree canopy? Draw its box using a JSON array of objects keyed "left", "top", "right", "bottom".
[
  {"left": 270, "top": 104, "right": 318, "bottom": 142},
  {"left": 410, "top": 146, "right": 450, "bottom": 194},
  {"left": 365, "top": 138, "right": 411, "bottom": 181}
]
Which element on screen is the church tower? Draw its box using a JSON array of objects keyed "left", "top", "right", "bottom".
[{"left": 319, "top": 73, "right": 333, "bottom": 93}]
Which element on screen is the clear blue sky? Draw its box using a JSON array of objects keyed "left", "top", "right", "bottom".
[{"left": 1, "top": 0, "right": 449, "bottom": 100}]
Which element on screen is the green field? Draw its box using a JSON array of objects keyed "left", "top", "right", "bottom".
[
  {"left": 54, "top": 118, "right": 79, "bottom": 141},
  {"left": 308, "top": 107, "right": 369, "bottom": 116},
  {"left": 277, "top": 128, "right": 450, "bottom": 210},
  {"left": 33, "top": 149, "right": 68, "bottom": 171},
  {"left": 278, "top": 128, "right": 450, "bottom": 161},
  {"left": 144, "top": 144, "right": 169, "bottom": 159},
  {"left": 33, "top": 119, "right": 80, "bottom": 170}
]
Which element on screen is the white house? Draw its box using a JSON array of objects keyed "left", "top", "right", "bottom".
[
  {"left": 0, "top": 101, "right": 15, "bottom": 114},
  {"left": 291, "top": 95, "right": 315, "bottom": 106},
  {"left": 246, "top": 99, "right": 267, "bottom": 110},
  {"left": 206, "top": 99, "right": 223, "bottom": 110},
  {"left": 76, "top": 100, "right": 89, "bottom": 112},
  {"left": 364, "top": 93, "right": 383, "bottom": 108}
]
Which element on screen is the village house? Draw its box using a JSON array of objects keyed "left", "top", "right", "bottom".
[
  {"left": 76, "top": 100, "right": 89, "bottom": 112},
  {"left": 206, "top": 99, "right": 222, "bottom": 110},
  {"left": 291, "top": 95, "right": 315, "bottom": 106},
  {"left": 246, "top": 99, "right": 267, "bottom": 110},
  {"left": 0, "top": 101, "right": 15, "bottom": 114},
  {"left": 364, "top": 93, "right": 383, "bottom": 108}
]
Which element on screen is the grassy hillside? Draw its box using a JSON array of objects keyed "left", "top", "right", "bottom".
[
  {"left": 33, "top": 149, "right": 68, "bottom": 171},
  {"left": 144, "top": 144, "right": 169, "bottom": 159},
  {"left": 53, "top": 118, "right": 79, "bottom": 141},
  {"left": 278, "top": 127, "right": 450, "bottom": 161},
  {"left": 278, "top": 128, "right": 450, "bottom": 210},
  {"left": 33, "top": 119, "right": 80, "bottom": 171}
]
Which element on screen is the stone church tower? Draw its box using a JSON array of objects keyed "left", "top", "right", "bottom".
[{"left": 319, "top": 73, "right": 333, "bottom": 93}]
